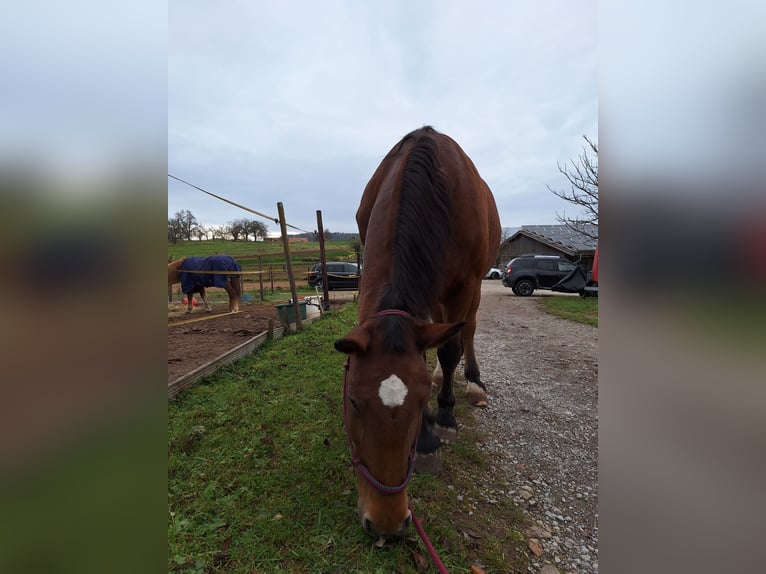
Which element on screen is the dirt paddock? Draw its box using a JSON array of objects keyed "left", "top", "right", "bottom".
[{"left": 167, "top": 290, "right": 356, "bottom": 382}]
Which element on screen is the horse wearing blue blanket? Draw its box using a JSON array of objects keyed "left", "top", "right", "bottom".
[{"left": 168, "top": 255, "right": 242, "bottom": 313}]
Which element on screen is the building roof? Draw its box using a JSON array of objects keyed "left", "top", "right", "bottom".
[{"left": 508, "top": 224, "right": 597, "bottom": 254}]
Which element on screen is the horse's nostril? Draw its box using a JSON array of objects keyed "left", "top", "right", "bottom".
[{"left": 363, "top": 517, "right": 374, "bottom": 535}]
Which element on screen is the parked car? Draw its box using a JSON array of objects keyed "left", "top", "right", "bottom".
[
  {"left": 484, "top": 266, "right": 503, "bottom": 279},
  {"left": 501, "top": 254, "right": 581, "bottom": 296},
  {"left": 308, "top": 262, "right": 361, "bottom": 290}
]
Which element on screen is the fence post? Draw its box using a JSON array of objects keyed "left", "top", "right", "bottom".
[
  {"left": 316, "top": 210, "right": 330, "bottom": 311},
  {"left": 258, "top": 255, "right": 265, "bottom": 301},
  {"left": 277, "top": 202, "right": 303, "bottom": 331}
]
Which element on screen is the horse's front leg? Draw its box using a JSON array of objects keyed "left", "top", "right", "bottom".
[
  {"left": 414, "top": 407, "right": 442, "bottom": 475},
  {"left": 185, "top": 292, "right": 193, "bottom": 313},
  {"left": 434, "top": 334, "right": 462, "bottom": 443}
]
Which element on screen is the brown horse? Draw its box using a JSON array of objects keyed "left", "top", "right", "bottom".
[
  {"left": 167, "top": 255, "right": 242, "bottom": 313},
  {"left": 335, "top": 126, "right": 501, "bottom": 539}
]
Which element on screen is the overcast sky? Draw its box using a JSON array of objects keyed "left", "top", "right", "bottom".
[{"left": 169, "top": 1, "right": 597, "bottom": 235}]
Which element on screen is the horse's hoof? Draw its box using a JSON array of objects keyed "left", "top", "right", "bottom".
[
  {"left": 414, "top": 448, "right": 442, "bottom": 475},
  {"left": 185, "top": 310, "right": 192, "bottom": 314},
  {"left": 434, "top": 424, "right": 457, "bottom": 444},
  {"left": 465, "top": 381, "right": 488, "bottom": 405}
]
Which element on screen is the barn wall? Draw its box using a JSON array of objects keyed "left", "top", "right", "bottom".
[{"left": 499, "top": 236, "right": 564, "bottom": 263}]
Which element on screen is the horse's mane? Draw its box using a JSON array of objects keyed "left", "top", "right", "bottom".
[{"left": 378, "top": 126, "right": 451, "bottom": 328}]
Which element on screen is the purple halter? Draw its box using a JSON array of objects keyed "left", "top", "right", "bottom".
[{"left": 342, "top": 309, "right": 418, "bottom": 495}]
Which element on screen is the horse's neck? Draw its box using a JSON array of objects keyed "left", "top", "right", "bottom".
[{"left": 168, "top": 260, "right": 184, "bottom": 284}]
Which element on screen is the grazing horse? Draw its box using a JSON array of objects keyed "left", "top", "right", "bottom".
[
  {"left": 167, "top": 255, "right": 242, "bottom": 313},
  {"left": 335, "top": 126, "right": 501, "bottom": 539}
]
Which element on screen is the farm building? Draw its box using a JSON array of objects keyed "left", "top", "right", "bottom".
[{"left": 498, "top": 224, "right": 598, "bottom": 271}]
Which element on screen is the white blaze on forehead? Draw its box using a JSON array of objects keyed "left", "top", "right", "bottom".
[{"left": 378, "top": 374, "right": 408, "bottom": 408}]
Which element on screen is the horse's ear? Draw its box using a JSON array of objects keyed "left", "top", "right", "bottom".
[
  {"left": 334, "top": 326, "right": 371, "bottom": 355},
  {"left": 415, "top": 321, "right": 465, "bottom": 350}
]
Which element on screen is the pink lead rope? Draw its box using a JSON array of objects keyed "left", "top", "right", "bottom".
[{"left": 409, "top": 504, "right": 450, "bottom": 573}]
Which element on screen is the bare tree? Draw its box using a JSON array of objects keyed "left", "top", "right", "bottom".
[
  {"left": 229, "top": 219, "right": 246, "bottom": 241},
  {"left": 210, "top": 225, "right": 227, "bottom": 241},
  {"left": 171, "top": 209, "right": 200, "bottom": 241},
  {"left": 168, "top": 210, "right": 199, "bottom": 242},
  {"left": 194, "top": 226, "right": 209, "bottom": 241},
  {"left": 245, "top": 219, "right": 268, "bottom": 241},
  {"left": 548, "top": 135, "right": 598, "bottom": 240},
  {"left": 168, "top": 218, "right": 182, "bottom": 244}
]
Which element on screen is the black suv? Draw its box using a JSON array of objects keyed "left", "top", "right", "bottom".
[
  {"left": 308, "top": 262, "right": 360, "bottom": 290},
  {"left": 501, "top": 255, "right": 580, "bottom": 296}
]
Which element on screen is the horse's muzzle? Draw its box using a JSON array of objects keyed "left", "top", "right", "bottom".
[{"left": 361, "top": 509, "right": 412, "bottom": 539}]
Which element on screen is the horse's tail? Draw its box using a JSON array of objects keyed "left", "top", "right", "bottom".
[
  {"left": 229, "top": 257, "right": 243, "bottom": 302},
  {"left": 231, "top": 270, "right": 243, "bottom": 300}
]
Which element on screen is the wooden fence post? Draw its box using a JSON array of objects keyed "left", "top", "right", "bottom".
[
  {"left": 316, "top": 210, "right": 330, "bottom": 311},
  {"left": 277, "top": 202, "right": 303, "bottom": 331},
  {"left": 258, "top": 255, "right": 265, "bottom": 301}
]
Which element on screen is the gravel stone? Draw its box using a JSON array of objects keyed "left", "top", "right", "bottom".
[{"left": 469, "top": 283, "right": 598, "bottom": 573}]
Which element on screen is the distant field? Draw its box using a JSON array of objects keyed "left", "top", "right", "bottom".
[
  {"left": 167, "top": 240, "right": 361, "bottom": 297},
  {"left": 168, "top": 239, "right": 358, "bottom": 265}
]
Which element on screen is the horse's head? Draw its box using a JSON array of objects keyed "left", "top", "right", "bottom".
[
  {"left": 335, "top": 311, "right": 464, "bottom": 539},
  {"left": 167, "top": 257, "right": 186, "bottom": 284}
]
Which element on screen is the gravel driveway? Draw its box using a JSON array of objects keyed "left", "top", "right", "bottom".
[{"left": 471, "top": 281, "right": 598, "bottom": 574}]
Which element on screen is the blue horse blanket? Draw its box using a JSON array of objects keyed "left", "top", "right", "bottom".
[{"left": 179, "top": 255, "right": 241, "bottom": 293}]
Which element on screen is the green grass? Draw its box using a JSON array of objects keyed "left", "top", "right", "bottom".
[
  {"left": 169, "top": 304, "right": 528, "bottom": 573},
  {"left": 539, "top": 296, "right": 598, "bottom": 327}
]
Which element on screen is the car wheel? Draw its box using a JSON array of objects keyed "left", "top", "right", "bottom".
[
  {"left": 514, "top": 279, "right": 535, "bottom": 297},
  {"left": 491, "top": 271, "right": 500, "bottom": 279}
]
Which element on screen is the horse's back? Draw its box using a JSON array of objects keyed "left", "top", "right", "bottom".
[
  {"left": 179, "top": 257, "right": 207, "bottom": 272},
  {"left": 207, "top": 254, "right": 240, "bottom": 272},
  {"left": 432, "top": 131, "right": 501, "bottom": 274},
  {"left": 358, "top": 127, "right": 500, "bottom": 291},
  {"left": 179, "top": 255, "right": 239, "bottom": 291}
]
